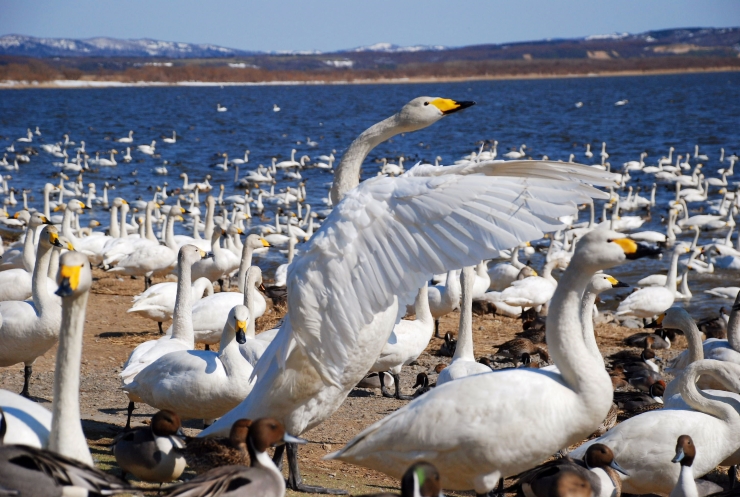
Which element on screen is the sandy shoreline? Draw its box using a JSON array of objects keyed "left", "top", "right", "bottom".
[{"left": 2, "top": 65, "right": 739, "bottom": 90}]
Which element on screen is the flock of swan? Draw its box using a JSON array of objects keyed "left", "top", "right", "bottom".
[{"left": 0, "top": 94, "right": 740, "bottom": 497}]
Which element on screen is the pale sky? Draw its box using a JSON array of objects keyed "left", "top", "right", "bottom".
[{"left": 1, "top": 0, "right": 738, "bottom": 53}]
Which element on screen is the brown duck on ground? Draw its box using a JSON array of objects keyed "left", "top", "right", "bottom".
[
  {"left": 624, "top": 329, "right": 673, "bottom": 349},
  {"left": 697, "top": 307, "right": 728, "bottom": 339},
  {"left": 517, "top": 443, "right": 627, "bottom": 497},
  {"left": 519, "top": 352, "right": 542, "bottom": 368},
  {"left": 437, "top": 332, "right": 456, "bottom": 357},
  {"left": 592, "top": 404, "right": 619, "bottom": 437},
  {"left": 183, "top": 418, "right": 251, "bottom": 474},
  {"left": 113, "top": 409, "right": 186, "bottom": 483},
  {"left": 613, "top": 380, "right": 665, "bottom": 412},
  {"left": 494, "top": 337, "right": 549, "bottom": 366},
  {"left": 515, "top": 328, "right": 546, "bottom": 344}
]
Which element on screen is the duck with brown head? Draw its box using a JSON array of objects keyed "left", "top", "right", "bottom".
[
  {"left": 165, "top": 418, "right": 304, "bottom": 497},
  {"left": 113, "top": 409, "right": 186, "bottom": 483}
]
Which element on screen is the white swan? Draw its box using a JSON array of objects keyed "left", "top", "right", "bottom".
[
  {"left": 486, "top": 257, "right": 565, "bottom": 309},
  {"left": 504, "top": 144, "right": 527, "bottom": 159},
  {"left": 572, "top": 359, "right": 740, "bottom": 495},
  {"left": 96, "top": 150, "right": 118, "bottom": 167},
  {"left": 119, "top": 245, "right": 208, "bottom": 428},
  {"left": 124, "top": 305, "right": 254, "bottom": 421},
  {"left": 239, "top": 266, "right": 276, "bottom": 366},
  {"left": 616, "top": 243, "right": 690, "bottom": 319},
  {"left": 117, "top": 130, "right": 134, "bottom": 143},
  {"left": 370, "top": 282, "right": 434, "bottom": 399},
  {"left": 166, "top": 234, "right": 269, "bottom": 345},
  {"left": 329, "top": 230, "right": 646, "bottom": 493},
  {"left": 437, "top": 266, "right": 491, "bottom": 385},
  {"left": 163, "top": 131, "right": 177, "bottom": 144},
  {"left": 137, "top": 140, "right": 156, "bottom": 155},
  {"left": 200, "top": 96, "right": 617, "bottom": 493},
  {"left": 217, "top": 103, "right": 227, "bottom": 112},
  {"left": 427, "top": 269, "right": 461, "bottom": 337},
  {"left": 487, "top": 243, "right": 528, "bottom": 291},
  {"left": 191, "top": 225, "right": 242, "bottom": 285},
  {"left": 667, "top": 292, "right": 740, "bottom": 390},
  {"left": 0, "top": 226, "right": 63, "bottom": 397}
]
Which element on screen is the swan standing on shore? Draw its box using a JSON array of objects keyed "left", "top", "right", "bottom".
[
  {"left": 200, "top": 96, "right": 616, "bottom": 493},
  {"left": 329, "top": 230, "right": 648, "bottom": 494}
]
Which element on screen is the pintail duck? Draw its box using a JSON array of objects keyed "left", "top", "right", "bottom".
[{"left": 113, "top": 409, "right": 186, "bottom": 483}]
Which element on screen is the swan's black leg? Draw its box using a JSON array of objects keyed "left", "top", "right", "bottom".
[
  {"left": 272, "top": 443, "right": 286, "bottom": 471},
  {"left": 393, "top": 373, "right": 413, "bottom": 401},
  {"left": 730, "top": 465, "right": 738, "bottom": 488},
  {"left": 286, "top": 442, "right": 348, "bottom": 494},
  {"left": 378, "top": 371, "right": 394, "bottom": 398},
  {"left": 434, "top": 318, "right": 441, "bottom": 338},
  {"left": 125, "top": 401, "right": 135, "bottom": 430},
  {"left": 20, "top": 365, "right": 32, "bottom": 398},
  {"left": 157, "top": 321, "right": 163, "bottom": 335}
]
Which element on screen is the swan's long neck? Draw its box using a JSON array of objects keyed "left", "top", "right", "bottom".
[
  {"left": 727, "top": 291, "right": 740, "bottom": 352},
  {"left": 542, "top": 258, "right": 560, "bottom": 284},
  {"left": 331, "top": 113, "right": 410, "bottom": 205},
  {"left": 49, "top": 285, "right": 93, "bottom": 465},
  {"left": 511, "top": 247, "right": 524, "bottom": 270},
  {"left": 288, "top": 237, "right": 295, "bottom": 264},
  {"left": 119, "top": 206, "right": 129, "bottom": 239},
  {"left": 452, "top": 267, "right": 476, "bottom": 361},
  {"left": 145, "top": 204, "right": 156, "bottom": 241},
  {"left": 21, "top": 223, "right": 37, "bottom": 272},
  {"left": 171, "top": 255, "right": 195, "bottom": 346},
  {"left": 546, "top": 258, "right": 608, "bottom": 394},
  {"left": 32, "top": 241, "right": 55, "bottom": 316},
  {"left": 443, "top": 269, "right": 461, "bottom": 307},
  {"left": 204, "top": 199, "right": 215, "bottom": 240},
  {"left": 679, "top": 360, "right": 740, "bottom": 423},
  {"left": 244, "top": 271, "right": 259, "bottom": 338},
  {"left": 665, "top": 314, "right": 704, "bottom": 399},
  {"left": 237, "top": 244, "right": 255, "bottom": 294},
  {"left": 43, "top": 187, "right": 52, "bottom": 218},
  {"left": 414, "top": 283, "right": 433, "bottom": 325},
  {"left": 109, "top": 204, "right": 120, "bottom": 238},
  {"left": 61, "top": 208, "right": 80, "bottom": 245},
  {"left": 164, "top": 214, "right": 178, "bottom": 251},
  {"left": 665, "top": 248, "right": 681, "bottom": 293},
  {"left": 580, "top": 286, "right": 604, "bottom": 366}
]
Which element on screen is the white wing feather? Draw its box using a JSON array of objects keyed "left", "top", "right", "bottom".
[{"left": 285, "top": 161, "right": 616, "bottom": 385}]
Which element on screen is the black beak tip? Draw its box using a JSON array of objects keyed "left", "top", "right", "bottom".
[
  {"left": 205, "top": 252, "right": 214, "bottom": 259},
  {"left": 55, "top": 281, "right": 72, "bottom": 297},
  {"left": 627, "top": 242, "right": 662, "bottom": 260},
  {"left": 614, "top": 281, "right": 630, "bottom": 288},
  {"left": 236, "top": 330, "right": 246, "bottom": 344}
]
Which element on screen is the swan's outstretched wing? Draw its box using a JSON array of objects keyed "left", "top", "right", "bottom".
[{"left": 288, "top": 161, "right": 616, "bottom": 385}]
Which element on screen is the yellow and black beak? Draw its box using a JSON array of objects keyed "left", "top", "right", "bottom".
[
  {"left": 261, "top": 238, "right": 270, "bottom": 247},
  {"left": 55, "top": 264, "right": 82, "bottom": 297},
  {"left": 235, "top": 319, "right": 247, "bottom": 344},
  {"left": 430, "top": 98, "right": 476, "bottom": 115},
  {"left": 49, "top": 232, "right": 64, "bottom": 248},
  {"left": 611, "top": 238, "right": 661, "bottom": 260},
  {"left": 41, "top": 216, "right": 52, "bottom": 225},
  {"left": 607, "top": 276, "right": 629, "bottom": 288}
]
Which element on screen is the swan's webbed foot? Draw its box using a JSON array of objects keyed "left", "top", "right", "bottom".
[
  {"left": 286, "top": 443, "right": 348, "bottom": 494},
  {"left": 20, "top": 365, "right": 32, "bottom": 398}
]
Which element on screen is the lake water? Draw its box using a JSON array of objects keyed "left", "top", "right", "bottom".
[{"left": 1, "top": 72, "right": 739, "bottom": 318}]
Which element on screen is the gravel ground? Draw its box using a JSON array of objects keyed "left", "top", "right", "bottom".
[{"left": 0, "top": 268, "right": 730, "bottom": 496}]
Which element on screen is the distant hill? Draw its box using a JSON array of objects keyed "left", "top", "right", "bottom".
[
  {"left": 1, "top": 27, "right": 738, "bottom": 62},
  {"left": 0, "top": 34, "right": 257, "bottom": 58},
  {"left": 1, "top": 27, "right": 738, "bottom": 85}
]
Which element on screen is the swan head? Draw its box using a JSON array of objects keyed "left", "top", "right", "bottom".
[
  {"left": 584, "top": 444, "right": 628, "bottom": 475},
  {"left": 29, "top": 212, "right": 53, "bottom": 227},
  {"left": 229, "top": 306, "right": 249, "bottom": 344},
  {"left": 69, "top": 199, "right": 87, "bottom": 213},
  {"left": 574, "top": 230, "right": 654, "bottom": 270},
  {"left": 55, "top": 250, "right": 91, "bottom": 298},
  {"left": 588, "top": 274, "right": 627, "bottom": 294},
  {"left": 672, "top": 435, "right": 696, "bottom": 467},
  {"left": 179, "top": 244, "right": 208, "bottom": 267},
  {"left": 396, "top": 97, "right": 474, "bottom": 130},
  {"left": 151, "top": 410, "right": 184, "bottom": 438}
]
